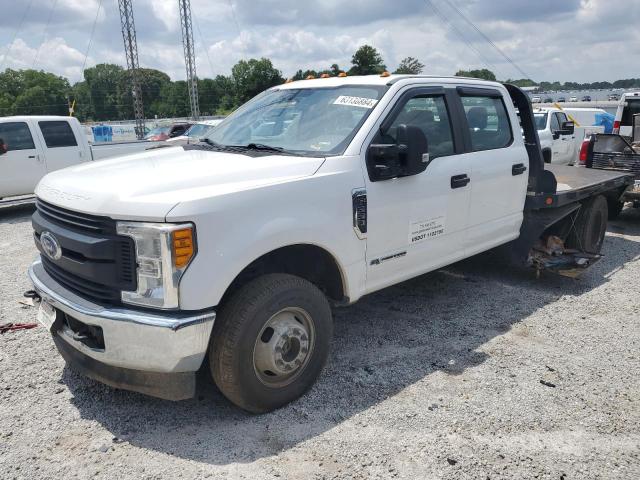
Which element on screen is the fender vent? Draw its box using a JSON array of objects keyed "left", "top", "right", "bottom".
[{"left": 352, "top": 189, "right": 367, "bottom": 237}]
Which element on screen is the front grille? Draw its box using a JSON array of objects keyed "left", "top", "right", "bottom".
[
  {"left": 42, "top": 257, "right": 122, "bottom": 304},
  {"left": 33, "top": 199, "right": 137, "bottom": 306},
  {"left": 591, "top": 152, "right": 640, "bottom": 176},
  {"left": 36, "top": 199, "right": 116, "bottom": 234}
]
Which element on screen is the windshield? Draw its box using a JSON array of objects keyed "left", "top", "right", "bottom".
[
  {"left": 185, "top": 124, "right": 213, "bottom": 138},
  {"left": 534, "top": 113, "right": 548, "bottom": 130},
  {"left": 205, "top": 85, "right": 388, "bottom": 155}
]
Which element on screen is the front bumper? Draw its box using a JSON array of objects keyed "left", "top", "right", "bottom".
[{"left": 29, "top": 259, "right": 215, "bottom": 400}]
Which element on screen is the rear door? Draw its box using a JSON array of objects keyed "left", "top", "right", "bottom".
[
  {"left": 0, "top": 121, "right": 46, "bottom": 197},
  {"left": 456, "top": 86, "right": 528, "bottom": 256},
  {"left": 364, "top": 86, "right": 472, "bottom": 293},
  {"left": 36, "top": 120, "right": 82, "bottom": 172}
]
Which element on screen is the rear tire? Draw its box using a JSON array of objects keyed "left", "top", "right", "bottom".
[
  {"left": 566, "top": 195, "right": 608, "bottom": 254},
  {"left": 210, "top": 273, "right": 332, "bottom": 413}
]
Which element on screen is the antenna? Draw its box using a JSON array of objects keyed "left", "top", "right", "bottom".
[
  {"left": 179, "top": 0, "right": 200, "bottom": 120},
  {"left": 118, "top": 0, "right": 146, "bottom": 140}
]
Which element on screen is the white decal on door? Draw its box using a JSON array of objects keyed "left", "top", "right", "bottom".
[
  {"left": 409, "top": 216, "right": 446, "bottom": 244},
  {"left": 333, "top": 96, "right": 378, "bottom": 109}
]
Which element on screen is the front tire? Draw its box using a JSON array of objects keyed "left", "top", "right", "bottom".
[{"left": 210, "top": 274, "right": 333, "bottom": 413}]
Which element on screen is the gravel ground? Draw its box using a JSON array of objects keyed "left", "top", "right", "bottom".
[{"left": 1, "top": 203, "right": 639, "bottom": 480}]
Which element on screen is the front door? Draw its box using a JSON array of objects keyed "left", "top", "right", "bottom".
[
  {"left": 0, "top": 121, "right": 46, "bottom": 197},
  {"left": 364, "top": 88, "right": 472, "bottom": 293},
  {"left": 550, "top": 112, "right": 573, "bottom": 164}
]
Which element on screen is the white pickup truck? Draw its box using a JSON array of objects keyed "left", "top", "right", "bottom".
[
  {"left": 26, "top": 76, "right": 633, "bottom": 413},
  {"left": 0, "top": 116, "right": 152, "bottom": 201},
  {"left": 533, "top": 107, "right": 604, "bottom": 165}
]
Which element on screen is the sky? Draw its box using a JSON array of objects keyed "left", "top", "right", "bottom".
[{"left": 0, "top": 0, "right": 638, "bottom": 84}]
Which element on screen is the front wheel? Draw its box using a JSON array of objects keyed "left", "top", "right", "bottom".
[{"left": 210, "top": 274, "right": 333, "bottom": 413}]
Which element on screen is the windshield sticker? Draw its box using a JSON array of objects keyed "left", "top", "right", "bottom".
[
  {"left": 409, "top": 216, "right": 446, "bottom": 244},
  {"left": 333, "top": 96, "right": 378, "bottom": 109}
]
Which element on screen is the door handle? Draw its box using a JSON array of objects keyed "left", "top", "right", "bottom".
[
  {"left": 512, "top": 163, "right": 527, "bottom": 175},
  {"left": 28, "top": 155, "right": 36, "bottom": 158},
  {"left": 451, "top": 174, "right": 470, "bottom": 189}
]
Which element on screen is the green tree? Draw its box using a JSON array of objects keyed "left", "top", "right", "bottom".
[
  {"left": 455, "top": 68, "right": 497, "bottom": 81},
  {"left": 231, "top": 58, "right": 284, "bottom": 104},
  {"left": 505, "top": 78, "right": 537, "bottom": 88},
  {"left": 349, "top": 45, "right": 386, "bottom": 75},
  {"left": 394, "top": 57, "right": 424, "bottom": 75},
  {"left": 0, "top": 69, "right": 70, "bottom": 116}
]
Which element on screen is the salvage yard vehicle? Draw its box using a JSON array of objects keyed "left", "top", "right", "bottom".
[
  {"left": 580, "top": 125, "right": 640, "bottom": 218},
  {"left": 533, "top": 107, "right": 605, "bottom": 165},
  {"left": 0, "top": 116, "right": 152, "bottom": 203},
  {"left": 612, "top": 91, "right": 640, "bottom": 137},
  {"left": 27, "top": 75, "right": 634, "bottom": 413}
]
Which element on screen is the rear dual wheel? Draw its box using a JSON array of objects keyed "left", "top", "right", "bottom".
[
  {"left": 566, "top": 195, "right": 608, "bottom": 254},
  {"left": 210, "top": 274, "right": 332, "bottom": 413}
]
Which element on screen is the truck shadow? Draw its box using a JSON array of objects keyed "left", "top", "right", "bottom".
[{"left": 65, "top": 211, "right": 640, "bottom": 465}]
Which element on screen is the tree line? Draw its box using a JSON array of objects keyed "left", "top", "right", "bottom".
[{"left": 0, "top": 45, "right": 637, "bottom": 122}]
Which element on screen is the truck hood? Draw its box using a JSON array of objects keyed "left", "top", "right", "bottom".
[{"left": 36, "top": 146, "right": 325, "bottom": 220}]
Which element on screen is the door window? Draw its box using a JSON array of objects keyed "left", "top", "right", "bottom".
[
  {"left": 461, "top": 96, "right": 512, "bottom": 151},
  {"left": 38, "top": 121, "right": 78, "bottom": 148},
  {"left": 550, "top": 113, "right": 561, "bottom": 132},
  {"left": 0, "top": 122, "right": 35, "bottom": 151},
  {"left": 383, "top": 95, "right": 455, "bottom": 159}
]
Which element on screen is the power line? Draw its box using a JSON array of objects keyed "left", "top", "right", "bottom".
[
  {"left": 422, "top": 0, "right": 500, "bottom": 75},
  {"left": 81, "top": 0, "right": 103, "bottom": 75},
  {"left": 226, "top": 0, "right": 242, "bottom": 38},
  {"left": 440, "top": 0, "right": 531, "bottom": 80},
  {"left": 0, "top": 0, "right": 35, "bottom": 71},
  {"left": 191, "top": 6, "right": 216, "bottom": 78},
  {"left": 32, "top": 0, "right": 59, "bottom": 69}
]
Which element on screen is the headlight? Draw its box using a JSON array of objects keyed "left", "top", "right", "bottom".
[{"left": 116, "top": 222, "right": 196, "bottom": 309}]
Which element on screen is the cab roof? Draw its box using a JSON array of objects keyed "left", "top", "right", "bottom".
[{"left": 275, "top": 74, "right": 504, "bottom": 90}]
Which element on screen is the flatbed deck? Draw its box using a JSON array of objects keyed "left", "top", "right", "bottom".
[{"left": 525, "top": 164, "right": 634, "bottom": 209}]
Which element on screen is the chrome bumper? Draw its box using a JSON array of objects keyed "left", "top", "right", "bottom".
[{"left": 28, "top": 260, "right": 215, "bottom": 374}]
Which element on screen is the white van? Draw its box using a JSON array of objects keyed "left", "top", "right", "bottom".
[{"left": 613, "top": 91, "right": 640, "bottom": 137}]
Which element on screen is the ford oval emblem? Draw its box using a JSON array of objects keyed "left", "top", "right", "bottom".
[{"left": 40, "top": 231, "right": 62, "bottom": 260}]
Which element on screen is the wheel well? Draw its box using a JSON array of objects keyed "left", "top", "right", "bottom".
[
  {"left": 221, "top": 244, "right": 346, "bottom": 305},
  {"left": 542, "top": 148, "right": 551, "bottom": 163}
]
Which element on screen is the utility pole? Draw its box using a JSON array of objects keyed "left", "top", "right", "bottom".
[
  {"left": 118, "top": 0, "right": 145, "bottom": 139},
  {"left": 179, "top": 0, "right": 200, "bottom": 120}
]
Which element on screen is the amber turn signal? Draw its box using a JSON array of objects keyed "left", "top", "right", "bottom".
[{"left": 172, "top": 228, "right": 194, "bottom": 268}]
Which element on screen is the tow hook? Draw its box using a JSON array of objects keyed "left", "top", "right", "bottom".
[{"left": 24, "top": 290, "right": 41, "bottom": 303}]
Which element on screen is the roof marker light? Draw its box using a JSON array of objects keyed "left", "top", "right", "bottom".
[
  {"left": 380, "top": 71, "right": 391, "bottom": 77},
  {"left": 306, "top": 75, "right": 316, "bottom": 80},
  {"left": 338, "top": 72, "right": 347, "bottom": 77}
]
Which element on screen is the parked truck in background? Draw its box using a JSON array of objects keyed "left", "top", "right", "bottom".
[
  {"left": 533, "top": 107, "right": 604, "bottom": 165},
  {"left": 0, "top": 116, "right": 152, "bottom": 202},
  {"left": 612, "top": 91, "right": 640, "bottom": 138},
  {"left": 27, "top": 75, "right": 633, "bottom": 413}
]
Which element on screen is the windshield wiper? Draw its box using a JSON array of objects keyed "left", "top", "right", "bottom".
[{"left": 237, "top": 143, "right": 286, "bottom": 153}]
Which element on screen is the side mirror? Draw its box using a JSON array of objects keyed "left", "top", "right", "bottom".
[
  {"left": 367, "top": 125, "right": 429, "bottom": 181},
  {"left": 560, "top": 120, "right": 575, "bottom": 135},
  {"left": 397, "top": 124, "right": 430, "bottom": 176}
]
